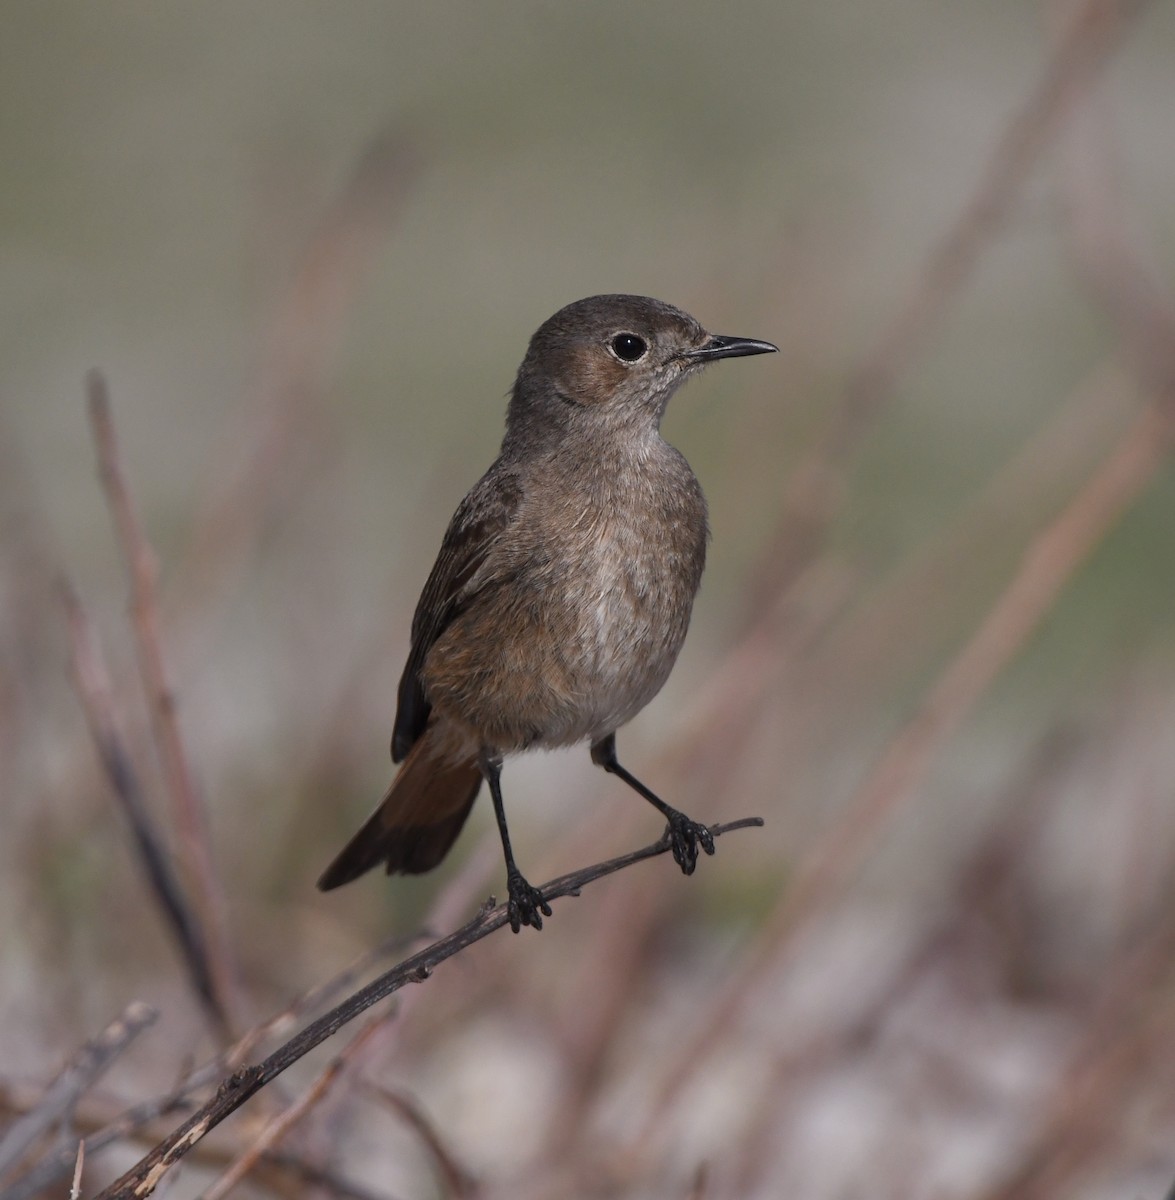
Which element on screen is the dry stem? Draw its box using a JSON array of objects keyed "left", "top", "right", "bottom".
[
  {"left": 92, "top": 818, "right": 762, "bottom": 1200},
  {"left": 87, "top": 373, "right": 239, "bottom": 1037}
]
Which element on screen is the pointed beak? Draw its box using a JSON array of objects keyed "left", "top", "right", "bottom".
[{"left": 683, "top": 334, "right": 779, "bottom": 362}]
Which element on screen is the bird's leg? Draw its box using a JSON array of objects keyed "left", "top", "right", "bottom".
[
  {"left": 590, "top": 734, "right": 715, "bottom": 875},
  {"left": 479, "top": 749, "right": 552, "bottom": 933}
]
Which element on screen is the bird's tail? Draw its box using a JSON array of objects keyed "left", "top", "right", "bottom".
[{"left": 317, "top": 730, "right": 482, "bottom": 890}]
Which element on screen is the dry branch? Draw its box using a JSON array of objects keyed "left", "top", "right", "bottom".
[
  {"left": 170, "top": 128, "right": 422, "bottom": 631},
  {"left": 1, "top": 1096, "right": 385, "bottom": 1200},
  {"left": 196, "top": 1015, "right": 387, "bottom": 1200},
  {"left": 61, "top": 582, "right": 224, "bottom": 1035},
  {"left": 0, "top": 1003, "right": 156, "bottom": 1183},
  {"left": 747, "top": 0, "right": 1155, "bottom": 612},
  {"left": 2, "top": 855, "right": 497, "bottom": 1198},
  {"left": 975, "top": 895, "right": 1175, "bottom": 1200},
  {"left": 93, "top": 818, "right": 762, "bottom": 1200},
  {"left": 87, "top": 372, "right": 239, "bottom": 1037},
  {"left": 638, "top": 387, "right": 1174, "bottom": 1149},
  {"left": 198, "top": 847, "right": 496, "bottom": 1199},
  {"left": 1056, "top": 2, "right": 1175, "bottom": 401},
  {"left": 963, "top": 8, "right": 1175, "bottom": 1195},
  {"left": 627, "top": 0, "right": 1161, "bottom": 1149},
  {"left": 69, "top": 1141, "right": 84, "bottom": 1200},
  {"left": 365, "top": 1083, "right": 479, "bottom": 1198}
]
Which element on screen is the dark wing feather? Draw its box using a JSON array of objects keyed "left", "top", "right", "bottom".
[{"left": 392, "top": 466, "right": 522, "bottom": 761}]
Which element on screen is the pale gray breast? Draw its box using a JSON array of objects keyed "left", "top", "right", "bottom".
[
  {"left": 564, "top": 446, "right": 707, "bottom": 737},
  {"left": 428, "top": 439, "right": 708, "bottom": 751}
]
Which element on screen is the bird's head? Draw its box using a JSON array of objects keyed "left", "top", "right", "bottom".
[{"left": 505, "top": 294, "right": 777, "bottom": 449}]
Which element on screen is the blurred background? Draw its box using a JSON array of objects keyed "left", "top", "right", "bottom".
[{"left": 3, "top": 2, "right": 1175, "bottom": 1197}]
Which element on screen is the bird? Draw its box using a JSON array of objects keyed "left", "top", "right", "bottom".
[{"left": 317, "top": 294, "right": 777, "bottom": 931}]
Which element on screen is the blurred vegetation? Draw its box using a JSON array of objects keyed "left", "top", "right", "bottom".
[{"left": 3, "top": 2, "right": 1175, "bottom": 1198}]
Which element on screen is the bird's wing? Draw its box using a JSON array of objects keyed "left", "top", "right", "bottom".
[{"left": 391, "top": 467, "right": 523, "bottom": 762}]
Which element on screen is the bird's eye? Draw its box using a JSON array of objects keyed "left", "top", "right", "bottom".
[{"left": 610, "top": 332, "right": 648, "bottom": 363}]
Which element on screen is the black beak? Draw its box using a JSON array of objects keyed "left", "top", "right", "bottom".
[{"left": 684, "top": 334, "right": 779, "bottom": 362}]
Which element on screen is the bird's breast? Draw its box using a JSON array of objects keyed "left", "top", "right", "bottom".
[
  {"left": 555, "top": 455, "right": 707, "bottom": 735},
  {"left": 423, "top": 443, "right": 708, "bottom": 752}
]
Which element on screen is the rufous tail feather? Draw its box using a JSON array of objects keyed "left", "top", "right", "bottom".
[{"left": 317, "top": 732, "right": 482, "bottom": 890}]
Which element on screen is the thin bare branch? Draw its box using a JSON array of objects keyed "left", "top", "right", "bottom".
[
  {"left": 60, "top": 581, "right": 224, "bottom": 1033},
  {"left": 0, "top": 1002, "right": 155, "bottom": 1182},
  {"left": 961, "top": 10, "right": 1175, "bottom": 1196},
  {"left": 170, "top": 128, "right": 422, "bottom": 630},
  {"left": 687, "top": 1162, "right": 710, "bottom": 1200},
  {"left": 0, "top": 1089, "right": 393, "bottom": 1200},
  {"left": 197, "top": 1016, "right": 388, "bottom": 1200},
  {"left": 747, "top": 0, "right": 1155, "bottom": 612},
  {"left": 0, "top": 1089, "right": 196, "bottom": 1200},
  {"left": 1056, "top": 0, "right": 1175, "bottom": 401},
  {"left": 209, "top": 845, "right": 497, "bottom": 1197},
  {"left": 3, "top": 852, "right": 497, "bottom": 1199},
  {"left": 365, "top": 1083, "right": 479, "bottom": 1198},
  {"left": 86, "top": 371, "right": 239, "bottom": 1037},
  {"left": 636, "top": 390, "right": 1174, "bottom": 1145},
  {"left": 257, "top": 1152, "right": 406, "bottom": 1200},
  {"left": 92, "top": 818, "right": 762, "bottom": 1200},
  {"left": 974, "top": 900, "right": 1175, "bottom": 1200},
  {"left": 69, "top": 1141, "right": 84, "bottom": 1200}
]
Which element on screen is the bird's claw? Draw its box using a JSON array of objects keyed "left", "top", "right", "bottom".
[
  {"left": 506, "top": 870, "right": 552, "bottom": 933},
  {"left": 665, "top": 810, "right": 716, "bottom": 876}
]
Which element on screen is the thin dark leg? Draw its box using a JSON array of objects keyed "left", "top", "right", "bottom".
[
  {"left": 479, "top": 749, "right": 552, "bottom": 933},
  {"left": 590, "top": 733, "right": 715, "bottom": 875}
]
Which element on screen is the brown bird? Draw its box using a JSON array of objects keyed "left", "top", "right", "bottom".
[{"left": 318, "top": 294, "right": 777, "bottom": 930}]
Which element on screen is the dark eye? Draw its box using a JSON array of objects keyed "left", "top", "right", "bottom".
[{"left": 610, "top": 332, "right": 648, "bottom": 362}]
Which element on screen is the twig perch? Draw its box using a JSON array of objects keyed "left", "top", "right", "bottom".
[{"left": 93, "top": 817, "right": 763, "bottom": 1200}]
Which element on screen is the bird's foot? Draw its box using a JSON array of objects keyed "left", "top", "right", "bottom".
[
  {"left": 506, "top": 870, "right": 552, "bottom": 933},
  {"left": 664, "top": 810, "right": 716, "bottom": 876}
]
